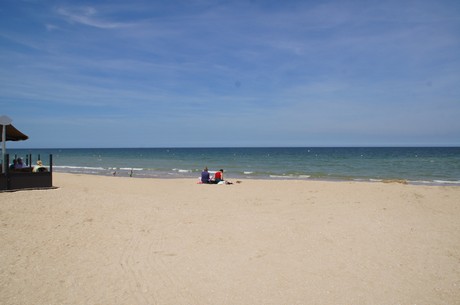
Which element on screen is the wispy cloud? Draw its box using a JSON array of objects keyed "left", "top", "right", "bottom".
[
  {"left": 45, "top": 24, "right": 59, "bottom": 31},
  {"left": 56, "top": 6, "right": 131, "bottom": 29}
]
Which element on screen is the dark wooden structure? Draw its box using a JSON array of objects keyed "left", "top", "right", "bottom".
[{"left": 0, "top": 154, "right": 53, "bottom": 191}]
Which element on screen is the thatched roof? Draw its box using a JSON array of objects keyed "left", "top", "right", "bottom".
[{"left": 0, "top": 124, "right": 28, "bottom": 141}]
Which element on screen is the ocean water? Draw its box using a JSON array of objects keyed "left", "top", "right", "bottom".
[{"left": 5, "top": 147, "right": 460, "bottom": 185}]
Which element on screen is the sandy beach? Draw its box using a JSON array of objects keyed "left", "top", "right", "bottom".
[{"left": 1, "top": 173, "right": 459, "bottom": 305}]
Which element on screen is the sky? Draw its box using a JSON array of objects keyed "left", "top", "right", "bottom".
[{"left": 1, "top": 0, "right": 459, "bottom": 148}]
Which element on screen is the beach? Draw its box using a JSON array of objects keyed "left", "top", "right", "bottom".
[{"left": 1, "top": 173, "right": 459, "bottom": 305}]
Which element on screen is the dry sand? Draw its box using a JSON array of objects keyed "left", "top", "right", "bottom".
[{"left": 1, "top": 173, "right": 459, "bottom": 305}]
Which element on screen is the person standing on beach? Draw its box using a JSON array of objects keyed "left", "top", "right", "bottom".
[{"left": 201, "top": 167, "right": 210, "bottom": 183}]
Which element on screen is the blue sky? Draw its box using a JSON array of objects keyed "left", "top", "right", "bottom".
[{"left": 1, "top": 0, "right": 459, "bottom": 148}]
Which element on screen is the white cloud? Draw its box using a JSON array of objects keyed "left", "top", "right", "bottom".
[
  {"left": 56, "top": 6, "right": 131, "bottom": 29},
  {"left": 45, "top": 24, "right": 59, "bottom": 31}
]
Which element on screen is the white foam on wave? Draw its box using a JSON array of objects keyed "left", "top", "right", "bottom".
[
  {"left": 404, "top": 180, "right": 460, "bottom": 186},
  {"left": 270, "top": 175, "right": 292, "bottom": 178},
  {"left": 172, "top": 168, "right": 192, "bottom": 173},
  {"left": 54, "top": 165, "right": 105, "bottom": 171},
  {"left": 244, "top": 171, "right": 253, "bottom": 175},
  {"left": 270, "top": 175, "right": 310, "bottom": 179},
  {"left": 120, "top": 167, "right": 143, "bottom": 171},
  {"left": 433, "top": 180, "right": 460, "bottom": 185}
]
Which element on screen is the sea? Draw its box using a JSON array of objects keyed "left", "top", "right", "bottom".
[{"left": 5, "top": 147, "right": 460, "bottom": 185}]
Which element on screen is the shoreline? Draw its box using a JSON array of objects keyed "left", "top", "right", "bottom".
[{"left": 52, "top": 169, "right": 460, "bottom": 187}]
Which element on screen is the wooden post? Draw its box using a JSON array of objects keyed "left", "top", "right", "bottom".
[{"left": 5, "top": 154, "right": 9, "bottom": 190}]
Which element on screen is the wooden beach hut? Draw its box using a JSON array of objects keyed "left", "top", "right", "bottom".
[{"left": 1, "top": 116, "right": 53, "bottom": 191}]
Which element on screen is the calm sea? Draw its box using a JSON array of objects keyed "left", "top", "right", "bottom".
[{"left": 6, "top": 147, "right": 460, "bottom": 185}]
